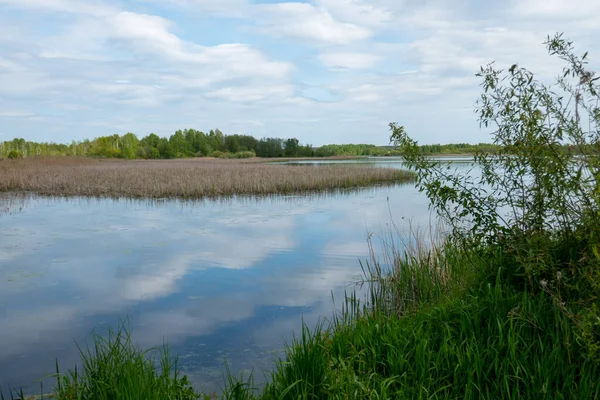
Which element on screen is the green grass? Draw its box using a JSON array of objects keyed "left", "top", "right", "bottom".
[
  {"left": 55, "top": 322, "right": 202, "bottom": 400},
  {"left": 1, "top": 321, "right": 203, "bottom": 400},
  {"left": 255, "top": 282, "right": 600, "bottom": 399},
  {"left": 226, "top": 235, "right": 597, "bottom": 400}
]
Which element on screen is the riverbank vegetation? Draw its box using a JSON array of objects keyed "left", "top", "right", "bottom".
[
  {"left": 3, "top": 33, "right": 600, "bottom": 399},
  {"left": 0, "top": 157, "right": 413, "bottom": 199}
]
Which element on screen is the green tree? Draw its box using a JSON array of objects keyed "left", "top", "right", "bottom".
[
  {"left": 256, "top": 137, "right": 284, "bottom": 157},
  {"left": 224, "top": 135, "right": 240, "bottom": 153},
  {"left": 169, "top": 130, "right": 189, "bottom": 158},
  {"left": 158, "top": 137, "right": 174, "bottom": 159},
  {"left": 120, "top": 133, "right": 139, "bottom": 159},
  {"left": 237, "top": 135, "right": 258, "bottom": 152},
  {"left": 284, "top": 138, "right": 300, "bottom": 157}
]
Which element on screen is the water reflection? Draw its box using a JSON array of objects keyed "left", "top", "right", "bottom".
[
  {"left": 277, "top": 155, "right": 478, "bottom": 167},
  {"left": 0, "top": 185, "right": 405, "bottom": 217},
  {"left": 0, "top": 162, "right": 458, "bottom": 395}
]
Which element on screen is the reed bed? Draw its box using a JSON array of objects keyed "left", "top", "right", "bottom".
[{"left": 0, "top": 157, "right": 413, "bottom": 199}]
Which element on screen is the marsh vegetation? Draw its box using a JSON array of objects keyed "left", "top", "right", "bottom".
[{"left": 0, "top": 157, "right": 413, "bottom": 199}]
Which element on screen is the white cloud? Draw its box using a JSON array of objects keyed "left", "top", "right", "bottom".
[
  {"left": 318, "top": 51, "right": 380, "bottom": 69},
  {"left": 252, "top": 2, "right": 372, "bottom": 45},
  {"left": 110, "top": 12, "right": 182, "bottom": 53},
  {"left": 512, "top": 0, "right": 600, "bottom": 21},
  {"left": 0, "top": 0, "right": 117, "bottom": 16},
  {"left": 206, "top": 84, "right": 293, "bottom": 102},
  {"left": 138, "top": 0, "right": 249, "bottom": 16},
  {"left": 315, "top": 0, "right": 393, "bottom": 27},
  {"left": 0, "top": 5, "right": 297, "bottom": 116}
]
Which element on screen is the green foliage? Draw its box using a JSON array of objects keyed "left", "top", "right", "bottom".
[
  {"left": 210, "top": 151, "right": 256, "bottom": 159},
  {"left": 120, "top": 132, "right": 139, "bottom": 160},
  {"left": 209, "top": 150, "right": 224, "bottom": 158},
  {"left": 284, "top": 138, "right": 299, "bottom": 157},
  {"left": 235, "top": 135, "right": 258, "bottom": 153},
  {"left": 256, "top": 138, "right": 284, "bottom": 158},
  {"left": 415, "top": 142, "right": 501, "bottom": 155},
  {"left": 170, "top": 130, "right": 190, "bottom": 158},
  {"left": 53, "top": 320, "right": 199, "bottom": 400},
  {"left": 0, "top": 130, "right": 504, "bottom": 161},
  {"left": 225, "top": 135, "right": 241, "bottom": 153},
  {"left": 228, "top": 150, "right": 256, "bottom": 159},
  {"left": 254, "top": 285, "right": 600, "bottom": 399},
  {"left": 315, "top": 144, "right": 377, "bottom": 157},
  {"left": 1, "top": 131, "right": 315, "bottom": 160},
  {"left": 391, "top": 33, "right": 600, "bottom": 361},
  {"left": 7, "top": 150, "right": 22, "bottom": 159}
]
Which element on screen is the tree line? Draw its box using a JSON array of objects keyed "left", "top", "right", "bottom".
[
  {"left": 0, "top": 129, "right": 315, "bottom": 159},
  {"left": 0, "top": 129, "right": 505, "bottom": 160}
]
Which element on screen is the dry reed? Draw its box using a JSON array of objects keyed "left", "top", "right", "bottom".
[{"left": 0, "top": 157, "right": 413, "bottom": 199}]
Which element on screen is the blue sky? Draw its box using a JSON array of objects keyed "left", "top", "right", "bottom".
[{"left": 0, "top": 0, "right": 598, "bottom": 145}]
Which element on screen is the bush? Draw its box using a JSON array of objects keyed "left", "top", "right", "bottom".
[
  {"left": 230, "top": 150, "right": 256, "bottom": 159},
  {"left": 209, "top": 150, "right": 224, "bottom": 158},
  {"left": 7, "top": 150, "right": 23, "bottom": 159},
  {"left": 391, "top": 33, "right": 600, "bottom": 361},
  {"left": 208, "top": 150, "right": 255, "bottom": 159}
]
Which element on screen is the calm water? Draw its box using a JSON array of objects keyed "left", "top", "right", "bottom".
[{"left": 0, "top": 158, "right": 473, "bottom": 394}]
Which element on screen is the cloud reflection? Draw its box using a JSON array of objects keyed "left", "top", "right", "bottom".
[{"left": 0, "top": 180, "right": 432, "bottom": 392}]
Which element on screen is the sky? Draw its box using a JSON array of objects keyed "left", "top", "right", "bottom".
[{"left": 0, "top": 0, "right": 599, "bottom": 146}]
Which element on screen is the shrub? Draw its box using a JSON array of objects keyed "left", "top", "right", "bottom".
[
  {"left": 391, "top": 33, "right": 600, "bottom": 361},
  {"left": 7, "top": 150, "right": 23, "bottom": 159},
  {"left": 230, "top": 150, "right": 255, "bottom": 159},
  {"left": 209, "top": 150, "right": 224, "bottom": 158}
]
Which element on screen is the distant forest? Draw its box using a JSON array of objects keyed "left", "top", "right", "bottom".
[{"left": 0, "top": 129, "right": 502, "bottom": 159}]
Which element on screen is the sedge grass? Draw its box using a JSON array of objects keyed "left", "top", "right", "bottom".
[{"left": 0, "top": 157, "right": 413, "bottom": 199}]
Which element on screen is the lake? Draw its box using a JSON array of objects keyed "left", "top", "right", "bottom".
[{"left": 0, "top": 157, "right": 473, "bottom": 395}]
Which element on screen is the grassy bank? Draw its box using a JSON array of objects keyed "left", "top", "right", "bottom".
[
  {"left": 0, "top": 157, "right": 413, "bottom": 199},
  {"left": 248, "top": 237, "right": 600, "bottom": 399}
]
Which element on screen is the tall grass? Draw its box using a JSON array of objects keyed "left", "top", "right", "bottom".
[
  {"left": 243, "top": 230, "right": 600, "bottom": 399},
  {"left": 1, "top": 321, "right": 203, "bottom": 400},
  {"left": 0, "top": 157, "right": 413, "bottom": 199},
  {"left": 54, "top": 322, "right": 200, "bottom": 400}
]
